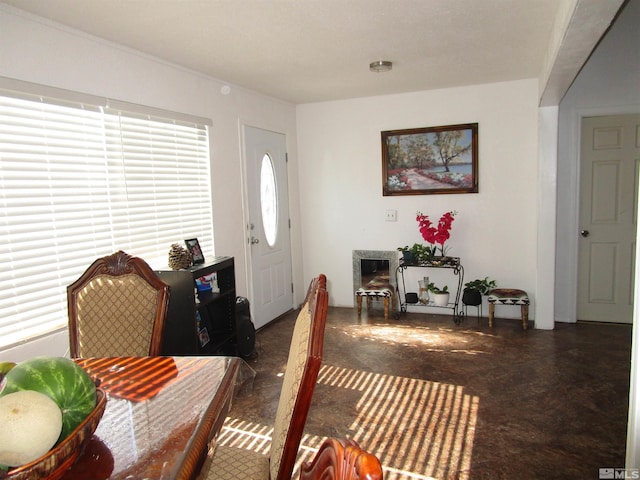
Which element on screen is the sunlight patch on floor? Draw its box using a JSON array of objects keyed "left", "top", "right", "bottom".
[
  {"left": 319, "top": 364, "right": 478, "bottom": 480},
  {"left": 217, "top": 364, "right": 478, "bottom": 480},
  {"left": 338, "top": 323, "right": 492, "bottom": 355}
]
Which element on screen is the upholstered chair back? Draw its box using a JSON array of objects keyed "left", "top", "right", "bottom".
[
  {"left": 270, "top": 273, "right": 327, "bottom": 480},
  {"left": 203, "top": 274, "right": 328, "bottom": 480},
  {"left": 67, "top": 251, "right": 169, "bottom": 358}
]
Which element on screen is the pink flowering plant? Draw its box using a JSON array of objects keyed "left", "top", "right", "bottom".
[{"left": 416, "top": 210, "right": 457, "bottom": 256}]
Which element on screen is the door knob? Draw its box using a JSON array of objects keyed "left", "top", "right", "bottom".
[
  {"left": 251, "top": 237, "right": 260, "bottom": 244},
  {"left": 580, "top": 230, "right": 590, "bottom": 237}
]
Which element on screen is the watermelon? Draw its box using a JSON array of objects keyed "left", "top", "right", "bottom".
[
  {"left": 0, "top": 357, "right": 96, "bottom": 442},
  {"left": 0, "top": 362, "right": 15, "bottom": 376},
  {"left": 0, "top": 362, "right": 15, "bottom": 390}
]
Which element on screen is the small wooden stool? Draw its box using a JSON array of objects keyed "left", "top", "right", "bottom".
[
  {"left": 487, "top": 288, "right": 530, "bottom": 330},
  {"left": 356, "top": 287, "right": 394, "bottom": 321}
]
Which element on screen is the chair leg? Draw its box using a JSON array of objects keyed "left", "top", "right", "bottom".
[
  {"left": 383, "top": 297, "right": 389, "bottom": 321},
  {"left": 521, "top": 305, "right": 529, "bottom": 330},
  {"left": 488, "top": 303, "right": 495, "bottom": 327},
  {"left": 356, "top": 295, "right": 362, "bottom": 317}
]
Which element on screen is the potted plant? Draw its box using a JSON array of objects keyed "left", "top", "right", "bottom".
[
  {"left": 416, "top": 211, "right": 457, "bottom": 258},
  {"left": 397, "top": 243, "right": 435, "bottom": 265},
  {"left": 397, "top": 245, "right": 416, "bottom": 264},
  {"left": 462, "top": 277, "right": 497, "bottom": 306},
  {"left": 428, "top": 283, "right": 449, "bottom": 306}
]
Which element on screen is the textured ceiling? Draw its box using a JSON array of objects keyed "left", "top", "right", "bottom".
[{"left": 0, "top": 0, "right": 621, "bottom": 104}]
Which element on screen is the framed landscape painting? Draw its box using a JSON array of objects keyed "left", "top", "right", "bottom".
[{"left": 382, "top": 123, "right": 478, "bottom": 196}]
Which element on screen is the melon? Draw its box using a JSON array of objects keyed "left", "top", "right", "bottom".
[
  {"left": 0, "top": 390, "right": 63, "bottom": 466},
  {"left": 0, "top": 357, "right": 96, "bottom": 442}
]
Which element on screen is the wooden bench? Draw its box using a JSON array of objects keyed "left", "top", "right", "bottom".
[
  {"left": 487, "top": 288, "right": 530, "bottom": 330},
  {"left": 355, "top": 275, "right": 394, "bottom": 321}
]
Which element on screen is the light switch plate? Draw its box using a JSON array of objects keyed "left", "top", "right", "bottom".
[{"left": 385, "top": 209, "right": 397, "bottom": 222}]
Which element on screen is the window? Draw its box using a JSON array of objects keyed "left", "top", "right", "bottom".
[
  {"left": 260, "top": 153, "right": 278, "bottom": 247},
  {"left": 0, "top": 80, "right": 214, "bottom": 350}
]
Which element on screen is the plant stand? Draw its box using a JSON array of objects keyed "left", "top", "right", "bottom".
[
  {"left": 396, "top": 257, "right": 464, "bottom": 324},
  {"left": 462, "top": 288, "right": 483, "bottom": 323}
]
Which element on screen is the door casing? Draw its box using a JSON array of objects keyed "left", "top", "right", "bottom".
[{"left": 242, "top": 125, "right": 294, "bottom": 330}]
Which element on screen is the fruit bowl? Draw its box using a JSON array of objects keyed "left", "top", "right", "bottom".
[{"left": 6, "top": 388, "right": 107, "bottom": 480}]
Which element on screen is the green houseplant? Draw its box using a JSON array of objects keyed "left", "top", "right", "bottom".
[
  {"left": 427, "top": 283, "right": 449, "bottom": 306},
  {"left": 427, "top": 283, "right": 448, "bottom": 294},
  {"left": 462, "top": 277, "right": 496, "bottom": 306},
  {"left": 397, "top": 243, "right": 435, "bottom": 265}
]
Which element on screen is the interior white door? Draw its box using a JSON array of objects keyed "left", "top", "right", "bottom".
[
  {"left": 578, "top": 114, "right": 640, "bottom": 323},
  {"left": 244, "top": 126, "right": 293, "bottom": 329}
]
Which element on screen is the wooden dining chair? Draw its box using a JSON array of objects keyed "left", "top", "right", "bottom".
[
  {"left": 67, "top": 250, "right": 170, "bottom": 358},
  {"left": 299, "top": 438, "right": 384, "bottom": 480},
  {"left": 204, "top": 274, "right": 329, "bottom": 480}
]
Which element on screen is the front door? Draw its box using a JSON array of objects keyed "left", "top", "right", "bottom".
[
  {"left": 578, "top": 114, "right": 640, "bottom": 323},
  {"left": 244, "top": 126, "right": 293, "bottom": 329}
]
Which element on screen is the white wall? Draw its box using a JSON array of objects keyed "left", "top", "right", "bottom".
[
  {"left": 556, "top": 0, "right": 640, "bottom": 324},
  {"left": 537, "top": 106, "right": 559, "bottom": 330},
  {"left": 296, "top": 79, "right": 541, "bottom": 321},
  {"left": 0, "top": 5, "right": 302, "bottom": 358}
]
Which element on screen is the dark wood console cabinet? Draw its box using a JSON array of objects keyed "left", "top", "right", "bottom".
[{"left": 156, "top": 256, "right": 237, "bottom": 356}]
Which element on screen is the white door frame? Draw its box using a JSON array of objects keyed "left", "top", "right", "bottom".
[
  {"left": 240, "top": 123, "right": 294, "bottom": 327},
  {"left": 577, "top": 114, "right": 638, "bottom": 322},
  {"left": 563, "top": 104, "right": 640, "bottom": 325}
]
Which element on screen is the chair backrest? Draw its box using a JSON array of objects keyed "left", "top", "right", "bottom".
[
  {"left": 270, "top": 274, "right": 329, "bottom": 480},
  {"left": 67, "top": 250, "right": 170, "bottom": 358},
  {"left": 299, "top": 438, "right": 384, "bottom": 480}
]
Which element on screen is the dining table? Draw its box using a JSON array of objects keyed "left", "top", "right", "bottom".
[{"left": 59, "top": 355, "right": 244, "bottom": 480}]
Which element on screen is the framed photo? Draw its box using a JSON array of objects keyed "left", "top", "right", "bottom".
[
  {"left": 382, "top": 123, "right": 478, "bottom": 196},
  {"left": 198, "top": 327, "right": 210, "bottom": 347},
  {"left": 185, "top": 238, "right": 205, "bottom": 265}
]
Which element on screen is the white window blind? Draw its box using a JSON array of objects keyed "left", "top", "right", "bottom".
[{"left": 0, "top": 89, "right": 214, "bottom": 350}]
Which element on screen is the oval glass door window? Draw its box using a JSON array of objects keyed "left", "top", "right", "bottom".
[{"left": 260, "top": 153, "right": 278, "bottom": 247}]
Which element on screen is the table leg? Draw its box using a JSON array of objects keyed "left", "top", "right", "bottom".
[
  {"left": 383, "top": 297, "right": 389, "bottom": 321},
  {"left": 356, "top": 295, "right": 362, "bottom": 317}
]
